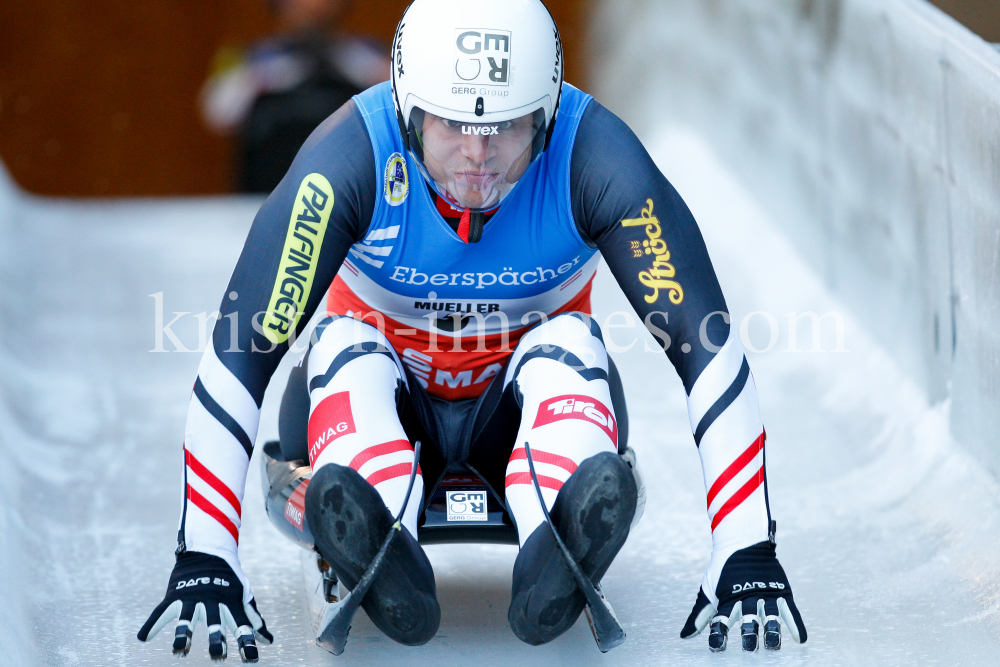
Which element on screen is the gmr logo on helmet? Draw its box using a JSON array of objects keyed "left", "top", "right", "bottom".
[{"left": 453, "top": 29, "right": 510, "bottom": 86}]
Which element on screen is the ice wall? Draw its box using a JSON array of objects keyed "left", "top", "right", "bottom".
[
  {"left": 0, "top": 164, "right": 38, "bottom": 665},
  {"left": 0, "top": 161, "right": 16, "bottom": 232},
  {"left": 590, "top": 0, "right": 1000, "bottom": 477}
]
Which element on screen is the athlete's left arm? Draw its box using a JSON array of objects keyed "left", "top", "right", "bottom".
[{"left": 570, "top": 100, "right": 807, "bottom": 652}]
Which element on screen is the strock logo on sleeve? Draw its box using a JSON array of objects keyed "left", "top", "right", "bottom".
[
  {"left": 453, "top": 29, "right": 511, "bottom": 85},
  {"left": 307, "top": 391, "right": 356, "bottom": 466},
  {"left": 621, "top": 198, "right": 684, "bottom": 305},
  {"left": 532, "top": 394, "right": 617, "bottom": 446},
  {"left": 262, "top": 173, "right": 334, "bottom": 344}
]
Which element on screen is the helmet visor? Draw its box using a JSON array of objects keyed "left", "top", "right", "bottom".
[{"left": 407, "top": 107, "right": 547, "bottom": 211}]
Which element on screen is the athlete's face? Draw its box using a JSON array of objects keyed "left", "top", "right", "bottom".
[{"left": 420, "top": 111, "right": 537, "bottom": 210}]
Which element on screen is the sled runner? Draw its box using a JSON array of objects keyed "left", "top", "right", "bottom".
[
  {"left": 261, "top": 439, "right": 645, "bottom": 654},
  {"left": 261, "top": 440, "right": 519, "bottom": 551},
  {"left": 523, "top": 441, "right": 627, "bottom": 652}
]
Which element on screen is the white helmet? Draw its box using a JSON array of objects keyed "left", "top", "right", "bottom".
[{"left": 391, "top": 0, "right": 564, "bottom": 213}]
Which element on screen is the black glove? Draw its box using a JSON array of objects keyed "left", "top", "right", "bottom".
[
  {"left": 680, "top": 542, "right": 806, "bottom": 652},
  {"left": 137, "top": 551, "right": 273, "bottom": 662}
]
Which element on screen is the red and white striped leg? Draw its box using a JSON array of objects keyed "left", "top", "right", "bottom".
[
  {"left": 306, "top": 317, "right": 423, "bottom": 536},
  {"left": 503, "top": 314, "right": 619, "bottom": 546}
]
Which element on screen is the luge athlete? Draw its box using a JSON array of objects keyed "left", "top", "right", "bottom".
[{"left": 138, "top": 0, "right": 807, "bottom": 661}]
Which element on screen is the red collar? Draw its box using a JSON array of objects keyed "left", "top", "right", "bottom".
[
  {"left": 434, "top": 193, "right": 466, "bottom": 219},
  {"left": 432, "top": 192, "right": 499, "bottom": 243}
]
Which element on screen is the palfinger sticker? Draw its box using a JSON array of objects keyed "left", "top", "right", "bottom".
[
  {"left": 384, "top": 153, "right": 409, "bottom": 206},
  {"left": 262, "top": 173, "right": 334, "bottom": 344}
]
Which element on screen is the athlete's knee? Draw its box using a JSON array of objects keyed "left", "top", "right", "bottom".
[
  {"left": 505, "top": 312, "right": 609, "bottom": 390},
  {"left": 530, "top": 312, "right": 604, "bottom": 347},
  {"left": 307, "top": 315, "right": 404, "bottom": 388},
  {"left": 305, "top": 315, "right": 407, "bottom": 470},
  {"left": 310, "top": 314, "right": 394, "bottom": 357}
]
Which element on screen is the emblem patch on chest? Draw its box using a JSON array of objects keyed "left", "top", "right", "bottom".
[{"left": 384, "top": 152, "right": 409, "bottom": 206}]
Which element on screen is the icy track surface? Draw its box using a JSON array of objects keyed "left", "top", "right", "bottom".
[{"left": 2, "top": 127, "right": 999, "bottom": 666}]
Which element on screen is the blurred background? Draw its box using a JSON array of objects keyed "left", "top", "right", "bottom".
[
  {"left": 0, "top": 1, "right": 992, "bottom": 197},
  {"left": 0, "top": 0, "right": 991, "bottom": 197},
  {"left": 0, "top": 0, "right": 588, "bottom": 197}
]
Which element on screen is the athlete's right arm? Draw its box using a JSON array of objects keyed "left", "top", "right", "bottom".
[{"left": 138, "top": 99, "right": 377, "bottom": 662}]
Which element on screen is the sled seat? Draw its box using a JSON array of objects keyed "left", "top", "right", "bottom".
[
  {"left": 261, "top": 441, "right": 519, "bottom": 548},
  {"left": 418, "top": 467, "right": 518, "bottom": 545}
]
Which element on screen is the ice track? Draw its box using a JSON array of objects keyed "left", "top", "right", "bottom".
[{"left": 1, "top": 127, "right": 998, "bottom": 666}]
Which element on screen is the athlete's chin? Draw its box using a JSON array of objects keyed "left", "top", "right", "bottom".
[
  {"left": 461, "top": 194, "right": 499, "bottom": 210},
  {"left": 452, "top": 185, "right": 501, "bottom": 209},
  {"left": 456, "top": 173, "right": 501, "bottom": 189}
]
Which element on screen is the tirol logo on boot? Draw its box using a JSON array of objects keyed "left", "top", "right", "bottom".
[
  {"left": 308, "top": 392, "right": 357, "bottom": 466},
  {"left": 532, "top": 395, "right": 617, "bottom": 446}
]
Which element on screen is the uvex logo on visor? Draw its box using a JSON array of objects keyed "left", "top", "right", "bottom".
[
  {"left": 453, "top": 29, "right": 510, "bottom": 85},
  {"left": 462, "top": 125, "right": 499, "bottom": 135}
]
